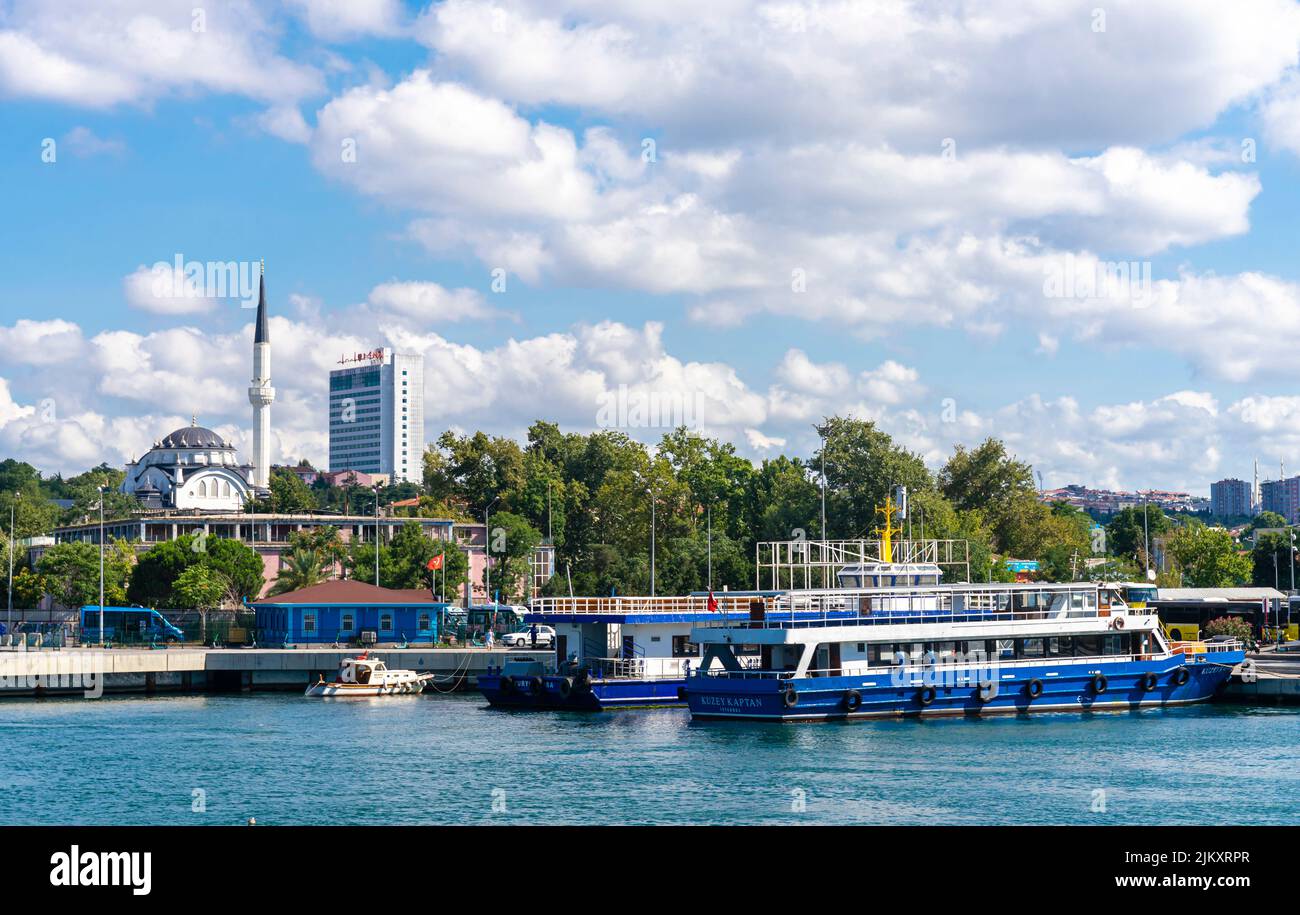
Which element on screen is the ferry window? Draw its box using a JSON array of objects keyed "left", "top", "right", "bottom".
[
  {"left": 1020, "top": 638, "right": 1044, "bottom": 659},
  {"left": 995, "top": 639, "right": 1015, "bottom": 660},
  {"left": 935, "top": 640, "right": 957, "bottom": 659},
  {"left": 380, "top": 613, "right": 393, "bottom": 632},
  {"left": 1045, "top": 637, "right": 1063, "bottom": 657},
  {"left": 856, "top": 643, "right": 865, "bottom": 653},
  {"left": 342, "top": 613, "right": 354, "bottom": 631},
  {"left": 303, "top": 613, "right": 316, "bottom": 633},
  {"left": 1103, "top": 633, "right": 1129, "bottom": 655},
  {"left": 1074, "top": 635, "right": 1102, "bottom": 657},
  {"left": 868, "top": 644, "right": 889, "bottom": 664},
  {"left": 672, "top": 636, "right": 697, "bottom": 657}
]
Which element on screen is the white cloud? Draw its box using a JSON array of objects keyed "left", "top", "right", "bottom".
[
  {"left": 0, "top": 0, "right": 322, "bottom": 108},
  {"left": 285, "top": 0, "right": 406, "bottom": 40},
  {"left": 365, "top": 281, "right": 502, "bottom": 322}
]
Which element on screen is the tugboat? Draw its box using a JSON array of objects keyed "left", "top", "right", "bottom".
[{"left": 304, "top": 653, "right": 433, "bottom": 697}]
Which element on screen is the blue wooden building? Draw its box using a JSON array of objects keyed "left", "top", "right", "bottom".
[{"left": 251, "top": 580, "right": 442, "bottom": 645}]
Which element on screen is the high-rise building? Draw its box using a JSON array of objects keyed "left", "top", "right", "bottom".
[
  {"left": 1260, "top": 476, "right": 1300, "bottom": 524},
  {"left": 1210, "top": 478, "right": 1252, "bottom": 518},
  {"left": 328, "top": 348, "right": 424, "bottom": 483}
]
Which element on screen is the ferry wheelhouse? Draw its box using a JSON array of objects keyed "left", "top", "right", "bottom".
[{"left": 684, "top": 581, "right": 1246, "bottom": 721}]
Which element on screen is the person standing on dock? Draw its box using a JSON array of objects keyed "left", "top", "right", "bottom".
[
  {"left": 485, "top": 628, "right": 495, "bottom": 650},
  {"left": 530, "top": 623, "right": 538, "bottom": 648}
]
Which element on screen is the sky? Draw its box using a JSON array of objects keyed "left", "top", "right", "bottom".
[{"left": 3, "top": 0, "right": 1300, "bottom": 494}]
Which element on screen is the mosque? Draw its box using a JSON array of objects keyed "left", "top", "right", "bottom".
[{"left": 121, "top": 267, "right": 275, "bottom": 511}]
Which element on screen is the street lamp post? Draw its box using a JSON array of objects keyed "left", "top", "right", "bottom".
[
  {"left": 1142, "top": 496, "right": 1151, "bottom": 580},
  {"left": 6, "top": 492, "right": 18, "bottom": 637},
  {"left": 373, "top": 485, "right": 381, "bottom": 588},
  {"left": 706, "top": 501, "right": 712, "bottom": 592},
  {"left": 97, "top": 486, "right": 105, "bottom": 646},
  {"left": 815, "top": 424, "right": 827, "bottom": 540},
  {"left": 484, "top": 495, "right": 500, "bottom": 607}
]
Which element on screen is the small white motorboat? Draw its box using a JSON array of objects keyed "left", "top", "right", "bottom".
[{"left": 305, "top": 653, "right": 433, "bottom": 697}]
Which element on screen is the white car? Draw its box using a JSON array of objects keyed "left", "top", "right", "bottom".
[{"left": 502, "top": 625, "right": 556, "bottom": 648}]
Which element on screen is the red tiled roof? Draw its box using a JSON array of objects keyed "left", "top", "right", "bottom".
[{"left": 252, "top": 579, "right": 437, "bottom": 606}]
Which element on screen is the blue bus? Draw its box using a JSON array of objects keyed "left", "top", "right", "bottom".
[{"left": 79, "top": 606, "right": 185, "bottom": 643}]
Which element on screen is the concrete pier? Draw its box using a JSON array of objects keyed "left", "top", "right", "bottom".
[
  {"left": 0, "top": 647, "right": 553, "bottom": 697},
  {"left": 1222, "top": 651, "right": 1300, "bottom": 704}
]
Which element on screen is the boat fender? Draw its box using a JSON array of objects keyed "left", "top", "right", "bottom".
[
  {"left": 917, "top": 686, "right": 936, "bottom": 707},
  {"left": 557, "top": 677, "right": 574, "bottom": 698},
  {"left": 528, "top": 676, "right": 545, "bottom": 694},
  {"left": 499, "top": 676, "right": 515, "bottom": 694},
  {"left": 1110, "top": 617, "right": 1125, "bottom": 630},
  {"left": 1025, "top": 678, "right": 1044, "bottom": 699},
  {"left": 976, "top": 683, "right": 996, "bottom": 703},
  {"left": 1171, "top": 667, "right": 1189, "bottom": 686},
  {"left": 842, "top": 689, "right": 862, "bottom": 712},
  {"left": 1138, "top": 672, "right": 1158, "bottom": 691},
  {"left": 781, "top": 687, "right": 799, "bottom": 708},
  {"left": 1090, "top": 674, "right": 1108, "bottom": 694}
]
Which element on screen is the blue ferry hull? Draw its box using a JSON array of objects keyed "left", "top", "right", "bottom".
[
  {"left": 685, "top": 654, "right": 1244, "bottom": 721},
  {"left": 478, "top": 673, "right": 686, "bottom": 711}
]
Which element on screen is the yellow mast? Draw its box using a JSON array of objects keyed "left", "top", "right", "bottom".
[{"left": 874, "top": 495, "right": 903, "bottom": 563}]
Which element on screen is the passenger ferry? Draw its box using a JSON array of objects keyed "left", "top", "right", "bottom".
[{"left": 683, "top": 580, "right": 1246, "bottom": 721}]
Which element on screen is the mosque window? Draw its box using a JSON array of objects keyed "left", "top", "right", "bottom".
[{"left": 197, "top": 481, "right": 207, "bottom": 497}]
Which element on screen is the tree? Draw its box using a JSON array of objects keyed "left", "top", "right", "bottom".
[
  {"left": 1246, "top": 512, "right": 1288, "bottom": 534},
  {"left": 1248, "top": 529, "right": 1300, "bottom": 589},
  {"left": 940, "top": 438, "right": 1044, "bottom": 556},
  {"left": 127, "top": 534, "right": 263, "bottom": 608},
  {"left": 173, "top": 564, "right": 230, "bottom": 644},
  {"left": 269, "top": 547, "right": 329, "bottom": 596},
  {"left": 36, "top": 539, "right": 133, "bottom": 608},
  {"left": 1165, "top": 522, "right": 1251, "bottom": 587},
  {"left": 817, "top": 416, "right": 932, "bottom": 539},
  {"left": 248, "top": 467, "right": 318, "bottom": 513},
  {"left": 486, "top": 511, "right": 542, "bottom": 603},
  {"left": 348, "top": 522, "right": 470, "bottom": 599},
  {"left": 1105, "top": 505, "right": 1172, "bottom": 566}
]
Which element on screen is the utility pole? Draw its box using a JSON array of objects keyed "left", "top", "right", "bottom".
[
  {"left": 816, "top": 424, "right": 827, "bottom": 540},
  {"left": 1291, "top": 528, "right": 1296, "bottom": 595},
  {"left": 373, "top": 484, "right": 381, "bottom": 588}
]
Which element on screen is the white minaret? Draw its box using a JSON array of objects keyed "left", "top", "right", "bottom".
[{"left": 247, "top": 262, "right": 274, "bottom": 489}]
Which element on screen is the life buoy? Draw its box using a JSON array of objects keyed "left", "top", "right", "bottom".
[
  {"left": 842, "top": 689, "right": 862, "bottom": 712},
  {"left": 1171, "top": 667, "right": 1189, "bottom": 686},
  {"left": 976, "top": 683, "right": 997, "bottom": 703},
  {"left": 557, "top": 677, "right": 573, "bottom": 698},
  {"left": 1090, "top": 674, "right": 1108, "bottom": 694},
  {"left": 1110, "top": 617, "right": 1126, "bottom": 630},
  {"left": 781, "top": 688, "right": 799, "bottom": 708},
  {"left": 917, "top": 686, "right": 936, "bottom": 707},
  {"left": 1026, "top": 678, "right": 1044, "bottom": 699},
  {"left": 1138, "top": 672, "right": 1158, "bottom": 691}
]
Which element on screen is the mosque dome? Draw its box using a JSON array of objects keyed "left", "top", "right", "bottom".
[{"left": 157, "top": 424, "right": 235, "bottom": 451}]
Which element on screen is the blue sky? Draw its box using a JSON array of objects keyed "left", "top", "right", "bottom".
[{"left": 4, "top": 0, "right": 1300, "bottom": 494}]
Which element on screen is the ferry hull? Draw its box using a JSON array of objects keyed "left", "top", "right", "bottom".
[
  {"left": 478, "top": 673, "right": 685, "bottom": 711},
  {"left": 685, "top": 655, "right": 1244, "bottom": 721}
]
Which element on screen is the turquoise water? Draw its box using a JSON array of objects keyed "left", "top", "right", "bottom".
[{"left": 0, "top": 694, "right": 1296, "bottom": 825}]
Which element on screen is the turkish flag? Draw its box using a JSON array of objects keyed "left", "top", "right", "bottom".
[
  {"left": 707, "top": 591, "right": 719, "bottom": 613},
  {"left": 427, "top": 554, "right": 444, "bottom": 571}
]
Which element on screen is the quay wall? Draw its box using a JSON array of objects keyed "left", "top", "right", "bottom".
[{"left": 0, "top": 647, "right": 551, "bottom": 697}]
